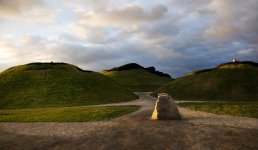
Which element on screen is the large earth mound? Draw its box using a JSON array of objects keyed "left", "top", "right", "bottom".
[
  {"left": 0, "top": 62, "right": 138, "bottom": 109},
  {"left": 101, "top": 63, "right": 173, "bottom": 92},
  {"left": 152, "top": 61, "right": 258, "bottom": 101}
]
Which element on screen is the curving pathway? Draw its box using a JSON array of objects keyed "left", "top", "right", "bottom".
[{"left": 0, "top": 92, "right": 258, "bottom": 150}]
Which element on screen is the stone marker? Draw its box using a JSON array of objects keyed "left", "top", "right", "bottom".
[{"left": 151, "top": 93, "right": 181, "bottom": 120}]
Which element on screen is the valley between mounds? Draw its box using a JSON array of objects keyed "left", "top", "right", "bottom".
[{"left": 0, "top": 92, "right": 257, "bottom": 150}]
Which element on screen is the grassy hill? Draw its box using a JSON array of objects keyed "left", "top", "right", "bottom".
[
  {"left": 152, "top": 61, "right": 258, "bottom": 101},
  {"left": 0, "top": 62, "right": 138, "bottom": 109},
  {"left": 101, "top": 63, "right": 173, "bottom": 91},
  {"left": 0, "top": 105, "right": 140, "bottom": 122}
]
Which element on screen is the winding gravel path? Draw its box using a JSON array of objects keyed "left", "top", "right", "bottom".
[{"left": 0, "top": 92, "right": 257, "bottom": 150}]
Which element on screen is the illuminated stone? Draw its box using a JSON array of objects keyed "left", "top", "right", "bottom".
[{"left": 151, "top": 93, "right": 181, "bottom": 120}]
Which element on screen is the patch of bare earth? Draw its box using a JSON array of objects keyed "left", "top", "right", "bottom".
[{"left": 0, "top": 92, "right": 257, "bottom": 150}]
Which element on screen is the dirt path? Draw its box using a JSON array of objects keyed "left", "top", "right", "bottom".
[{"left": 0, "top": 92, "right": 258, "bottom": 150}]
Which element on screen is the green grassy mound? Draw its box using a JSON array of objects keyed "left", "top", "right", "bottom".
[
  {"left": 101, "top": 63, "right": 173, "bottom": 92},
  {"left": 0, "top": 63, "right": 138, "bottom": 109},
  {"left": 0, "top": 105, "right": 140, "bottom": 122},
  {"left": 153, "top": 61, "right": 258, "bottom": 101},
  {"left": 178, "top": 102, "right": 258, "bottom": 118}
]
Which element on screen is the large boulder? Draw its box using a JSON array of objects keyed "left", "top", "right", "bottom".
[{"left": 151, "top": 93, "right": 181, "bottom": 120}]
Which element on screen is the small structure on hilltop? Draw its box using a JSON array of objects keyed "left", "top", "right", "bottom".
[
  {"left": 232, "top": 58, "right": 238, "bottom": 63},
  {"left": 151, "top": 93, "right": 181, "bottom": 120}
]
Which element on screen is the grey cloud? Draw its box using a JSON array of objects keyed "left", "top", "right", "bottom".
[
  {"left": 148, "top": 5, "right": 168, "bottom": 20},
  {"left": 169, "top": 0, "right": 213, "bottom": 14},
  {"left": 0, "top": 0, "right": 20, "bottom": 16},
  {"left": 78, "top": 4, "right": 168, "bottom": 27},
  {"left": 0, "top": 0, "right": 258, "bottom": 78},
  {"left": 238, "top": 49, "right": 257, "bottom": 56},
  {"left": 203, "top": 21, "right": 241, "bottom": 39},
  {"left": 63, "top": 0, "right": 258, "bottom": 77},
  {"left": 0, "top": 0, "right": 45, "bottom": 16},
  {"left": 205, "top": 0, "right": 258, "bottom": 43},
  {"left": 66, "top": 24, "right": 119, "bottom": 44},
  {"left": 137, "top": 17, "right": 180, "bottom": 41},
  {"left": 48, "top": 44, "right": 118, "bottom": 65},
  {"left": 0, "top": 0, "right": 55, "bottom": 24}
]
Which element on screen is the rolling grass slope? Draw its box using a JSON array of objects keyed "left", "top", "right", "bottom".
[
  {"left": 101, "top": 63, "right": 173, "bottom": 91},
  {"left": 153, "top": 61, "right": 258, "bottom": 101},
  {"left": 0, "top": 63, "right": 138, "bottom": 109},
  {"left": 0, "top": 105, "right": 140, "bottom": 122},
  {"left": 178, "top": 102, "right": 258, "bottom": 118}
]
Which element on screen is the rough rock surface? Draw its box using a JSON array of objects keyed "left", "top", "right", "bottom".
[{"left": 151, "top": 93, "right": 181, "bottom": 120}]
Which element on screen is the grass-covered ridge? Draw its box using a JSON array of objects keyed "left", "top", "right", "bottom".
[
  {"left": 0, "top": 105, "right": 140, "bottom": 122},
  {"left": 153, "top": 61, "right": 258, "bottom": 101},
  {"left": 178, "top": 102, "right": 258, "bottom": 118},
  {"left": 102, "top": 63, "right": 173, "bottom": 91},
  {"left": 0, "top": 62, "right": 138, "bottom": 109},
  {"left": 106, "top": 63, "right": 171, "bottom": 78}
]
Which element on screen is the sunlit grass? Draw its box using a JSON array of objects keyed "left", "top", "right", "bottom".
[
  {"left": 0, "top": 63, "right": 138, "bottom": 109},
  {"left": 218, "top": 64, "right": 251, "bottom": 69},
  {"left": 101, "top": 69, "right": 172, "bottom": 92},
  {"left": 178, "top": 102, "right": 258, "bottom": 118},
  {"left": 0, "top": 105, "right": 140, "bottom": 122},
  {"left": 153, "top": 65, "right": 258, "bottom": 101}
]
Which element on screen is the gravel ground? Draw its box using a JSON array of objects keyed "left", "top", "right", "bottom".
[{"left": 0, "top": 92, "right": 257, "bottom": 150}]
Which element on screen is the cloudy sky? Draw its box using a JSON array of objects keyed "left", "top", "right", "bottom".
[{"left": 0, "top": 0, "right": 257, "bottom": 77}]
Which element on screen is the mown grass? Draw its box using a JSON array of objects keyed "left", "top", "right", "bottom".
[
  {"left": 153, "top": 63, "right": 258, "bottom": 102},
  {"left": 0, "top": 105, "right": 140, "bottom": 122},
  {"left": 101, "top": 69, "right": 173, "bottom": 92},
  {"left": 0, "top": 63, "right": 138, "bottom": 109},
  {"left": 178, "top": 102, "right": 258, "bottom": 118}
]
